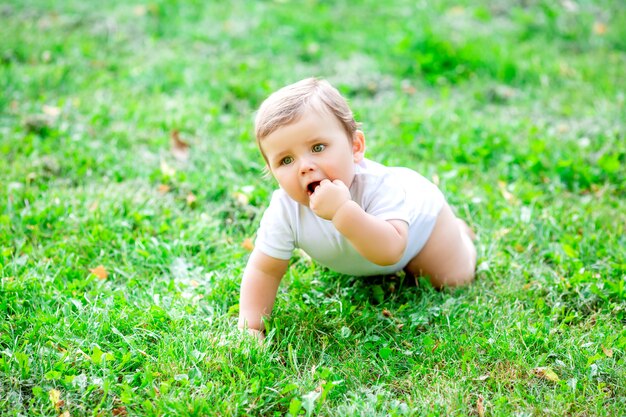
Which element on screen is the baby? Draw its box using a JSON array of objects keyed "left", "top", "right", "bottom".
[{"left": 238, "top": 77, "right": 476, "bottom": 338}]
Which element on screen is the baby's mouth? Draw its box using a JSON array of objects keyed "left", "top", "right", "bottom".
[{"left": 307, "top": 181, "right": 321, "bottom": 195}]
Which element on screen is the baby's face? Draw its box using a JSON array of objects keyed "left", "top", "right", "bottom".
[{"left": 261, "top": 109, "right": 364, "bottom": 206}]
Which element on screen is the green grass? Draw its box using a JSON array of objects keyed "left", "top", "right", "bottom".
[{"left": 1, "top": 0, "right": 625, "bottom": 415}]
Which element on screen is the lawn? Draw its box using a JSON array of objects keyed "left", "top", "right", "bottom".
[{"left": 1, "top": 0, "right": 625, "bottom": 415}]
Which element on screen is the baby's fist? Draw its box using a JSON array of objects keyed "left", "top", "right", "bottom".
[{"left": 309, "top": 179, "right": 351, "bottom": 220}]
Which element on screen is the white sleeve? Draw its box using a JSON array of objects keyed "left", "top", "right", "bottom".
[
  {"left": 360, "top": 173, "right": 410, "bottom": 224},
  {"left": 254, "top": 190, "right": 295, "bottom": 260}
]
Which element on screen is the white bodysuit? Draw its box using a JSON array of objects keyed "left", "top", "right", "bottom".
[{"left": 255, "top": 158, "right": 445, "bottom": 276}]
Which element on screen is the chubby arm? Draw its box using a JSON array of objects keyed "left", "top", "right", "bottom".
[
  {"left": 333, "top": 201, "right": 408, "bottom": 265},
  {"left": 238, "top": 248, "right": 289, "bottom": 336},
  {"left": 310, "top": 179, "right": 408, "bottom": 266}
]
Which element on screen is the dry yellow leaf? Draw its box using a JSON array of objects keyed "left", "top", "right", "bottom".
[
  {"left": 593, "top": 22, "right": 607, "bottom": 35},
  {"left": 602, "top": 346, "right": 613, "bottom": 358},
  {"left": 112, "top": 406, "right": 128, "bottom": 416},
  {"left": 170, "top": 130, "right": 190, "bottom": 162},
  {"left": 233, "top": 192, "right": 250, "bottom": 206},
  {"left": 242, "top": 238, "right": 254, "bottom": 252},
  {"left": 157, "top": 184, "right": 170, "bottom": 194},
  {"left": 90, "top": 265, "right": 108, "bottom": 280},
  {"left": 49, "top": 388, "right": 61, "bottom": 405},
  {"left": 477, "top": 394, "right": 485, "bottom": 417},
  {"left": 533, "top": 366, "right": 560, "bottom": 382}
]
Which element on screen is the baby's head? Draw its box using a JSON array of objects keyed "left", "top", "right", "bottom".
[{"left": 254, "top": 78, "right": 358, "bottom": 163}]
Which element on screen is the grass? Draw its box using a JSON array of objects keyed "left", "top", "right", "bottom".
[{"left": 1, "top": 0, "right": 625, "bottom": 415}]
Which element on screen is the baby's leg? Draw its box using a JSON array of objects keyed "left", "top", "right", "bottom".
[{"left": 404, "top": 203, "right": 476, "bottom": 288}]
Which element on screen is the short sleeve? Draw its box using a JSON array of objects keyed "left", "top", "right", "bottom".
[
  {"left": 254, "top": 190, "right": 296, "bottom": 260},
  {"left": 356, "top": 172, "right": 410, "bottom": 224}
]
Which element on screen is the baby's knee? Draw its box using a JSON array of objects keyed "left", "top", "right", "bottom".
[
  {"left": 452, "top": 263, "right": 476, "bottom": 286},
  {"left": 431, "top": 266, "right": 475, "bottom": 289}
]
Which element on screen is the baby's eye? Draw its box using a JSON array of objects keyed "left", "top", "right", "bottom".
[
  {"left": 312, "top": 144, "right": 325, "bottom": 153},
  {"left": 280, "top": 156, "right": 294, "bottom": 165}
]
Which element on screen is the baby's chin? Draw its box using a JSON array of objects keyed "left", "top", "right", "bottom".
[
  {"left": 285, "top": 192, "right": 310, "bottom": 207},
  {"left": 301, "top": 195, "right": 312, "bottom": 206}
]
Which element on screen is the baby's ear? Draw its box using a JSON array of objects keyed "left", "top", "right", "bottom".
[{"left": 352, "top": 130, "right": 366, "bottom": 162}]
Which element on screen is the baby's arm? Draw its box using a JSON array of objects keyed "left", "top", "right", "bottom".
[
  {"left": 333, "top": 201, "right": 408, "bottom": 265},
  {"left": 310, "top": 179, "right": 408, "bottom": 266},
  {"left": 238, "top": 248, "right": 289, "bottom": 338}
]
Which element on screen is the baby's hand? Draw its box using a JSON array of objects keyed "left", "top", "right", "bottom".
[{"left": 309, "top": 179, "right": 351, "bottom": 220}]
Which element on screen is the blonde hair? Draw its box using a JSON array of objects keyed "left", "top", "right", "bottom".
[{"left": 254, "top": 77, "right": 358, "bottom": 162}]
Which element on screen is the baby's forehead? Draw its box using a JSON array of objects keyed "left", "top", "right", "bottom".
[{"left": 264, "top": 103, "right": 333, "bottom": 132}]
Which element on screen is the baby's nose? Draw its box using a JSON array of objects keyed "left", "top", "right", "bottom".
[{"left": 299, "top": 157, "right": 315, "bottom": 174}]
